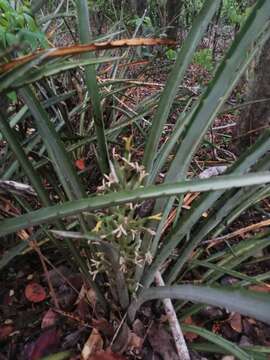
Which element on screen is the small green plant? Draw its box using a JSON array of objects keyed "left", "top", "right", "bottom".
[
  {"left": 184, "top": 0, "right": 204, "bottom": 26},
  {"left": 129, "top": 15, "right": 158, "bottom": 37},
  {"left": 0, "top": 0, "right": 47, "bottom": 50},
  {"left": 193, "top": 48, "right": 214, "bottom": 71},
  {"left": 165, "top": 48, "right": 177, "bottom": 61},
  {"left": 222, "top": 0, "right": 253, "bottom": 27}
]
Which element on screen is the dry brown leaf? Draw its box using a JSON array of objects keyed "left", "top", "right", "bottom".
[
  {"left": 208, "top": 219, "right": 270, "bottom": 247},
  {"left": 0, "top": 38, "right": 176, "bottom": 73},
  {"left": 183, "top": 316, "right": 199, "bottom": 342},
  {"left": 75, "top": 298, "right": 90, "bottom": 322},
  {"left": 229, "top": 313, "right": 242, "bottom": 333},
  {"left": 76, "top": 284, "right": 96, "bottom": 309},
  {"left": 86, "top": 287, "right": 97, "bottom": 308},
  {"left": 41, "top": 309, "right": 58, "bottom": 329},
  {"left": 249, "top": 284, "right": 270, "bottom": 293},
  {"left": 128, "top": 332, "right": 143, "bottom": 351},
  {"left": 81, "top": 329, "right": 103, "bottom": 360},
  {"left": 92, "top": 318, "right": 114, "bottom": 338}
]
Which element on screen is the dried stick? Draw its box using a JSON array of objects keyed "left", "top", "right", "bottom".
[
  {"left": 30, "top": 240, "right": 60, "bottom": 309},
  {"left": 155, "top": 271, "right": 190, "bottom": 360}
]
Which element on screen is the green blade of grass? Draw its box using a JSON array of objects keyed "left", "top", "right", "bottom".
[
  {"left": 148, "top": 102, "right": 197, "bottom": 184},
  {"left": 210, "top": 188, "right": 270, "bottom": 241},
  {"left": 191, "top": 343, "right": 267, "bottom": 360},
  {"left": 182, "top": 324, "right": 251, "bottom": 360},
  {"left": 143, "top": 131, "right": 270, "bottom": 287},
  {"left": 202, "top": 235, "right": 270, "bottom": 283},
  {"left": 143, "top": 0, "right": 221, "bottom": 175},
  {"left": 10, "top": 57, "right": 121, "bottom": 89},
  {"left": 128, "top": 285, "right": 270, "bottom": 324},
  {"left": 175, "top": 233, "right": 270, "bottom": 320},
  {"left": 75, "top": 0, "right": 109, "bottom": 173},
  {"left": 17, "top": 86, "right": 107, "bottom": 308},
  {"left": 165, "top": 0, "right": 270, "bottom": 185},
  {"left": 146, "top": 1, "right": 270, "bottom": 265},
  {"left": 0, "top": 109, "right": 51, "bottom": 206},
  {"left": 166, "top": 184, "right": 270, "bottom": 284},
  {"left": 0, "top": 49, "right": 54, "bottom": 92},
  {"left": 191, "top": 259, "right": 269, "bottom": 286},
  {"left": 19, "top": 86, "right": 86, "bottom": 201},
  {"left": 1, "top": 172, "right": 270, "bottom": 236}
]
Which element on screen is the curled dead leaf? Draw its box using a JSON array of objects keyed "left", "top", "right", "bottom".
[
  {"left": 229, "top": 313, "right": 242, "bottom": 333},
  {"left": 0, "top": 38, "right": 176, "bottom": 74},
  {"left": 81, "top": 329, "right": 103, "bottom": 360},
  {"left": 41, "top": 309, "right": 58, "bottom": 329}
]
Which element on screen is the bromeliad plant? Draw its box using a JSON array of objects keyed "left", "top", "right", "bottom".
[
  {"left": 1, "top": 0, "right": 270, "bottom": 358},
  {"left": 84, "top": 143, "right": 160, "bottom": 299}
]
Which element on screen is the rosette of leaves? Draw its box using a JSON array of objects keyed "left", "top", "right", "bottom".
[{"left": 1, "top": 0, "right": 270, "bottom": 357}]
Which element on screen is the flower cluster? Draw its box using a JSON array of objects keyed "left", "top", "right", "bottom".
[{"left": 89, "top": 140, "right": 160, "bottom": 291}]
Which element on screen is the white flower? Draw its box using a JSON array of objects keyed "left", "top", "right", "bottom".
[
  {"left": 119, "top": 256, "right": 127, "bottom": 273},
  {"left": 112, "top": 224, "right": 127, "bottom": 238},
  {"left": 145, "top": 251, "right": 153, "bottom": 264}
]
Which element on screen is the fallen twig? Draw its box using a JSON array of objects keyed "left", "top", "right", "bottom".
[
  {"left": 0, "top": 180, "right": 37, "bottom": 196},
  {"left": 155, "top": 271, "right": 190, "bottom": 360},
  {"left": 204, "top": 218, "right": 270, "bottom": 248}
]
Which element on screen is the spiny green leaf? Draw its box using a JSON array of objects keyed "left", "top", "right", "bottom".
[
  {"left": 128, "top": 285, "right": 270, "bottom": 324},
  {"left": 1, "top": 172, "right": 270, "bottom": 236}
]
